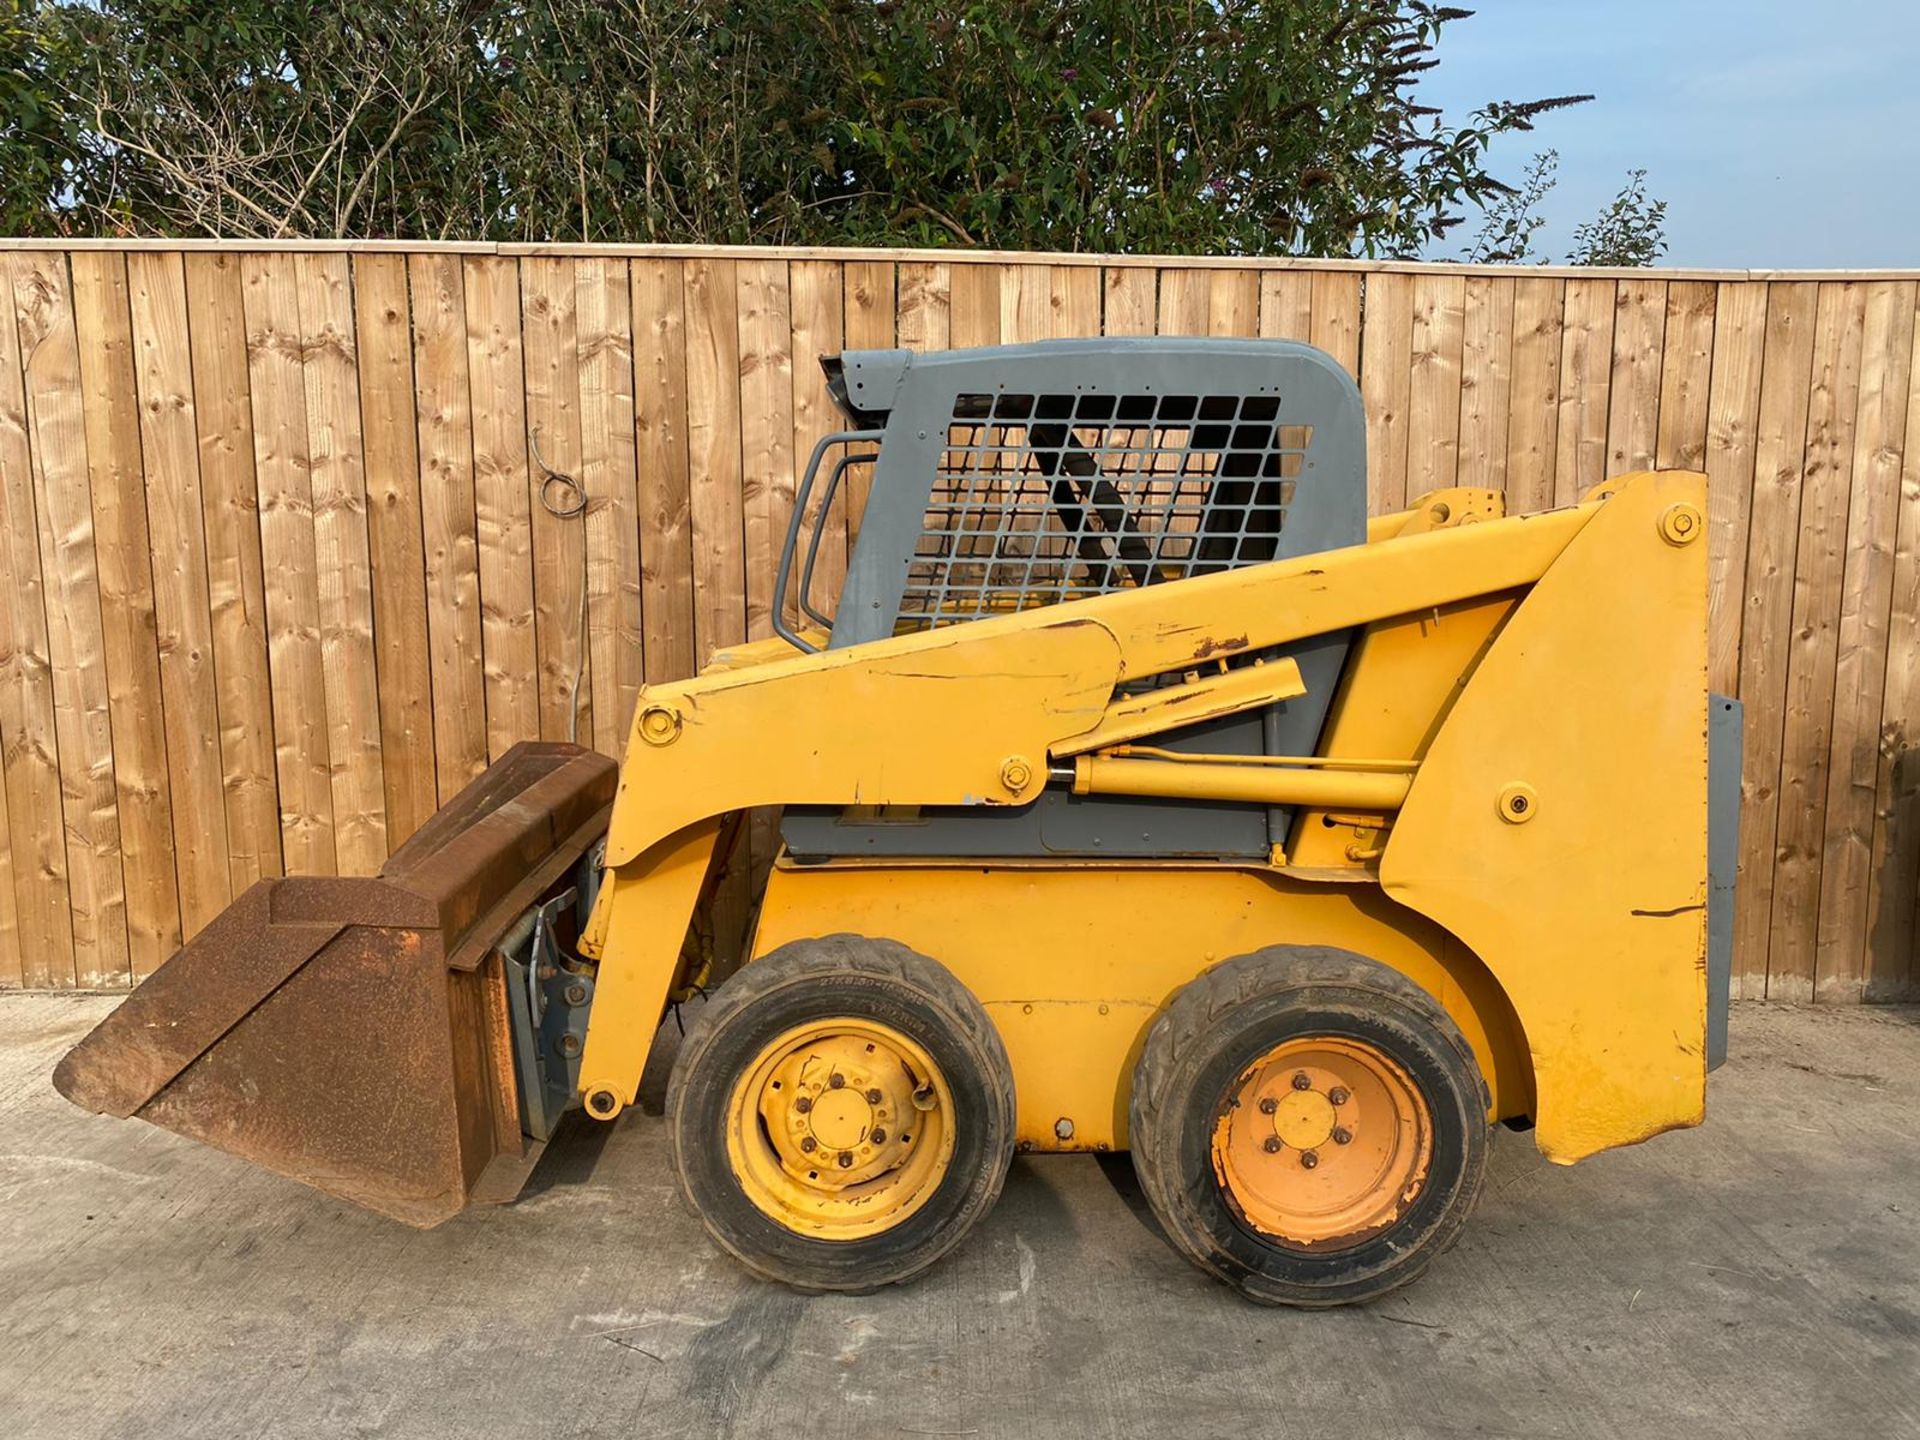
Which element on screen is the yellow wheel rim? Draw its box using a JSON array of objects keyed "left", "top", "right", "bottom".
[
  {"left": 1210, "top": 1035, "right": 1433, "bottom": 1250},
  {"left": 725, "top": 1018, "right": 956, "bottom": 1240}
]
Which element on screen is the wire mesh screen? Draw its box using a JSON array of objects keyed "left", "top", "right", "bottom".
[{"left": 897, "top": 390, "right": 1311, "bottom": 631}]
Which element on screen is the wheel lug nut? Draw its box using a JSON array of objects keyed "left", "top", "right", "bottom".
[
  {"left": 829, "top": 1073, "right": 846, "bottom": 1089},
  {"left": 794, "top": 1096, "right": 812, "bottom": 1114},
  {"left": 1332, "top": 1126, "right": 1353, "bottom": 1146},
  {"left": 1291, "top": 1072, "right": 1313, "bottom": 1091},
  {"left": 871, "top": 1128, "right": 887, "bottom": 1144},
  {"left": 1262, "top": 1136, "right": 1282, "bottom": 1154},
  {"left": 1329, "top": 1086, "right": 1350, "bottom": 1106},
  {"left": 1300, "top": 1150, "right": 1319, "bottom": 1169},
  {"left": 837, "top": 1152, "right": 853, "bottom": 1169},
  {"left": 866, "top": 1088, "right": 882, "bottom": 1104},
  {"left": 800, "top": 1136, "right": 817, "bottom": 1153},
  {"left": 1258, "top": 1096, "right": 1278, "bottom": 1115}
]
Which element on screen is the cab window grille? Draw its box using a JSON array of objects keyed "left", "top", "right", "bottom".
[{"left": 898, "top": 390, "right": 1311, "bottom": 631}]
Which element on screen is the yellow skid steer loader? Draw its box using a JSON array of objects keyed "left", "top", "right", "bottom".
[{"left": 56, "top": 339, "right": 1738, "bottom": 1306}]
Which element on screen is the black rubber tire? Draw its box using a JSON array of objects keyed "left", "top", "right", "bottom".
[
  {"left": 666, "top": 934, "right": 1016, "bottom": 1293},
  {"left": 1130, "top": 946, "right": 1491, "bottom": 1307}
]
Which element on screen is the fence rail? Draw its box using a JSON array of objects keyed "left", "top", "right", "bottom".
[{"left": 0, "top": 244, "right": 1915, "bottom": 1001}]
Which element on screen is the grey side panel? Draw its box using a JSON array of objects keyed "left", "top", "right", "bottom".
[{"left": 1708, "top": 693, "right": 1742, "bottom": 1071}]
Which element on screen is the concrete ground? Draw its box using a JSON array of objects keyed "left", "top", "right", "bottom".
[{"left": 1, "top": 997, "right": 1916, "bottom": 1440}]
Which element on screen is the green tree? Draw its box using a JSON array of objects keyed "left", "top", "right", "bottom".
[
  {"left": 1568, "top": 168, "right": 1668, "bottom": 267},
  {"left": 1463, "top": 149, "right": 1557, "bottom": 264},
  {"left": 1461, "top": 150, "right": 1670, "bottom": 267},
  {"left": 11, "top": 0, "right": 1596, "bottom": 256}
]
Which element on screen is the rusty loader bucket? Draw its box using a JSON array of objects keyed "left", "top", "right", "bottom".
[{"left": 53, "top": 743, "right": 618, "bottom": 1228}]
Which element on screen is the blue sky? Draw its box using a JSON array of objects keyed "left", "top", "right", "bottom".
[{"left": 1419, "top": 0, "right": 1919, "bottom": 268}]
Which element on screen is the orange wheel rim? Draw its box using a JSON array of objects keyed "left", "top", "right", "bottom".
[{"left": 1210, "top": 1035, "right": 1433, "bottom": 1250}]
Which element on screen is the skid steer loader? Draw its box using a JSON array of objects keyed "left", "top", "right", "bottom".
[{"left": 55, "top": 338, "right": 1739, "bottom": 1306}]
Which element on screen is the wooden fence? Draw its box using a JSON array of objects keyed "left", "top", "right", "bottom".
[{"left": 0, "top": 241, "right": 1916, "bottom": 1003}]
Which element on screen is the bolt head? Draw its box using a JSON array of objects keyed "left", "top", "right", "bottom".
[
  {"left": 836, "top": 1152, "right": 853, "bottom": 1169},
  {"left": 1328, "top": 1086, "right": 1350, "bottom": 1106},
  {"left": 1262, "top": 1136, "right": 1282, "bottom": 1154},
  {"left": 1258, "top": 1096, "right": 1278, "bottom": 1115},
  {"left": 794, "top": 1096, "right": 812, "bottom": 1114},
  {"left": 1300, "top": 1150, "right": 1319, "bottom": 1170},
  {"left": 866, "top": 1088, "right": 883, "bottom": 1104},
  {"left": 1332, "top": 1126, "right": 1353, "bottom": 1146},
  {"left": 1291, "top": 1071, "right": 1313, "bottom": 1091},
  {"left": 800, "top": 1136, "right": 817, "bottom": 1153},
  {"left": 829, "top": 1073, "right": 846, "bottom": 1089},
  {"left": 870, "top": 1128, "right": 887, "bottom": 1144}
]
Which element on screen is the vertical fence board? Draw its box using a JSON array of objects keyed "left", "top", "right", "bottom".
[
  {"left": 1001, "top": 264, "right": 1052, "bottom": 343},
  {"left": 1813, "top": 281, "right": 1916, "bottom": 1001},
  {"left": 521, "top": 257, "right": 591, "bottom": 748},
  {"left": 18, "top": 252, "right": 131, "bottom": 985},
  {"left": 1207, "top": 269, "right": 1259, "bottom": 337},
  {"left": 1156, "top": 269, "right": 1210, "bottom": 336},
  {"left": 0, "top": 255, "right": 71, "bottom": 986},
  {"left": 352, "top": 255, "right": 436, "bottom": 845},
  {"left": 184, "top": 254, "right": 280, "bottom": 890},
  {"left": 241, "top": 253, "right": 335, "bottom": 876},
  {"left": 1768, "top": 283, "right": 1868, "bottom": 999},
  {"left": 1407, "top": 273, "right": 1467, "bottom": 496},
  {"left": 1733, "top": 284, "right": 1820, "bottom": 996},
  {"left": 1607, "top": 277, "right": 1669, "bottom": 474},
  {"left": 69, "top": 255, "right": 174, "bottom": 980},
  {"left": 950, "top": 265, "right": 1001, "bottom": 348},
  {"left": 71, "top": 253, "right": 175, "bottom": 981},
  {"left": 1868, "top": 290, "right": 1920, "bottom": 1001},
  {"left": 1102, "top": 267, "right": 1156, "bottom": 337},
  {"left": 295, "top": 254, "right": 386, "bottom": 875},
  {"left": 1656, "top": 282, "right": 1718, "bottom": 472},
  {"left": 1458, "top": 276, "right": 1515, "bottom": 495},
  {"left": 737, "top": 260, "right": 795, "bottom": 643},
  {"left": 897, "top": 263, "right": 952, "bottom": 351},
  {"left": 1505, "top": 277, "right": 1564, "bottom": 514},
  {"left": 1361, "top": 273, "right": 1414, "bottom": 514},
  {"left": 1703, "top": 283, "right": 1768, "bottom": 697},
  {"left": 464, "top": 257, "right": 539, "bottom": 757},
  {"left": 406, "top": 253, "right": 489, "bottom": 797},
  {"left": 1259, "top": 272, "right": 1313, "bottom": 342},
  {"left": 127, "top": 252, "right": 229, "bottom": 940},
  {"left": 1309, "top": 273, "right": 1362, "bottom": 383},
  {"left": 632, "top": 259, "right": 696, "bottom": 684},
  {"left": 1051, "top": 266, "right": 1101, "bottom": 337},
  {"left": 683, "top": 259, "right": 746, "bottom": 668},
  {"left": 1554, "top": 278, "right": 1617, "bottom": 505},
  {"left": 576, "top": 257, "right": 645, "bottom": 754},
  {"left": 790, "top": 260, "right": 847, "bottom": 618}
]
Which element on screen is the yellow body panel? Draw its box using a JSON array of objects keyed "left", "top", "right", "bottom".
[
  {"left": 1288, "top": 592, "right": 1520, "bottom": 867},
  {"left": 579, "top": 473, "right": 1711, "bottom": 1166},
  {"left": 749, "top": 860, "right": 1532, "bottom": 1152},
  {"left": 1380, "top": 472, "right": 1710, "bottom": 1162}
]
